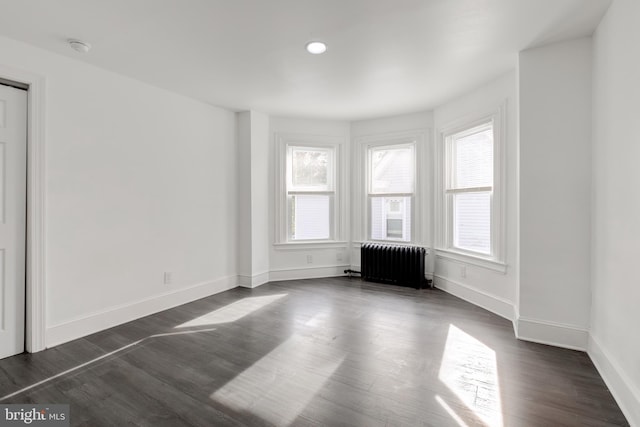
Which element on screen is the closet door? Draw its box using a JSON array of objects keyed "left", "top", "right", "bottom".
[{"left": 0, "top": 83, "right": 27, "bottom": 359}]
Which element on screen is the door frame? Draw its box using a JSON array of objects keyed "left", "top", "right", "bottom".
[{"left": 0, "top": 64, "right": 46, "bottom": 352}]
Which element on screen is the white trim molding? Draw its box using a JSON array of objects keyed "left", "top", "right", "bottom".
[
  {"left": 433, "top": 274, "right": 515, "bottom": 321},
  {"left": 46, "top": 276, "right": 238, "bottom": 348},
  {"left": 351, "top": 241, "right": 430, "bottom": 249},
  {"left": 273, "top": 241, "right": 349, "bottom": 250},
  {"left": 435, "top": 250, "right": 507, "bottom": 273},
  {"left": 269, "top": 265, "right": 350, "bottom": 282},
  {"left": 515, "top": 316, "right": 589, "bottom": 351},
  {"left": 0, "top": 65, "right": 47, "bottom": 353},
  {"left": 238, "top": 272, "right": 270, "bottom": 288},
  {"left": 588, "top": 335, "right": 640, "bottom": 426}
]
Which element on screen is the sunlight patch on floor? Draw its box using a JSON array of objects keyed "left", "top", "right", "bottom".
[
  {"left": 210, "top": 334, "right": 345, "bottom": 425},
  {"left": 0, "top": 327, "right": 218, "bottom": 402},
  {"left": 175, "top": 294, "right": 287, "bottom": 328},
  {"left": 304, "top": 310, "right": 331, "bottom": 327},
  {"left": 438, "top": 324, "right": 503, "bottom": 427}
]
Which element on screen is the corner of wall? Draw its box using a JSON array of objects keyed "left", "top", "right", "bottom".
[
  {"left": 515, "top": 317, "right": 589, "bottom": 351},
  {"left": 238, "top": 272, "right": 270, "bottom": 288}
]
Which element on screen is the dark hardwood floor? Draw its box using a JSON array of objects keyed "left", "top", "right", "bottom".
[{"left": 0, "top": 277, "right": 629, "bottom": 426}]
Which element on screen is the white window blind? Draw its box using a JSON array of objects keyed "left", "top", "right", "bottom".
[
  {"left": 368, "top": 145, "right": 414, "bottom": 242},
  {"left": 290, "top": 195, "right": 331, "bottom": 240},
  {"left": 446, "top": 123, "right": 493, "bottom": 255},
  {"left": 287, "top": 146, "right": 335, "bottom": 241}
]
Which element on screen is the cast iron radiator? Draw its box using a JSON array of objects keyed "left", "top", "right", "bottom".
[{"left": 361, "top": 243, "right": 427, "bottom": 289}]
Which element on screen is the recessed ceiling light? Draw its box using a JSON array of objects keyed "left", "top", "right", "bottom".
[
  {"left": 306, "top": 41, "right": 327, "bottom": 55},
  {"left": 68, "top": 39, "right": 91, "bottom": 53}
]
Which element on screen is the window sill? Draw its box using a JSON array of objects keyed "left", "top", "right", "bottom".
[
  {"left": 435, "top": 249, "right": 507, "bottom": 273},
  {"left": 352, "top": 241, "right": 429, "bottom": 251},
  {"left": 273, "top": 241, "right": 349, "bottom": 251}
]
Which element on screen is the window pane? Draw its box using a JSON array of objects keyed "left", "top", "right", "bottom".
[
  {"left": 371, "top": 146, "right": 414, "bottom": 194},
  {"left": 291, "top": 148, "right": 329, "bottom": 189},
  {"left": 386, "top": 219, "right": 403, "bottom": 239},
  {"left": 453, "top": 192, "right": 491, "bottom": 254},
  {"left": 370, "top": 196, "right": 411, "bottom": 241},
  {"left": 454, "top": 127, "right": 493, "bottom": 189},
  {"left": 290, "top": 195, "right": 330, "bottom": 240}
]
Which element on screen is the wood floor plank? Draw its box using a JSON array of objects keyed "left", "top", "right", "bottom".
[{"left": 0, "top": 277, "right": 629, "bottom": 426}]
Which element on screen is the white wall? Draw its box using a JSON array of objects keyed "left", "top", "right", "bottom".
[
  {"left": 590, "top": 0, "right": 640, "bottom": 423},
  {"left": 432, "top": 72, "right": 518, "bottom": 321},
  {"left": 237, "top": 112, "right": 253, "bottom": 282},
  {"left": 351, "top": 112, "right": 433, "bottom": 136},
  {"left": 0, "top": 35, "right": 238, "bottom": 347},
  {"left": 237, "top": 111, "right": 270, "bottom": 287},
  {"left": 250, "top": 112, "right": 270, "bottom": 282},
  {"left": 268, "top": 117, "right": 351, "bottom": 280},
  {"left": 518, "top": 38, "right": 592, "bottom": 350}
]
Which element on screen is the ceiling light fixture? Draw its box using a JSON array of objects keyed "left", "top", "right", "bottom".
[
  {"left": 68, "top": 39, "right": 91, "bottom": 53},
  {"left": 305, "top": 41, "right": 327, "bottom": 55}
]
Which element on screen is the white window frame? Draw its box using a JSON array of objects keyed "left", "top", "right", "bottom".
[
  {"left": 367, "top": 142, "right": 415, "bottom": 242},
  {"left": 353, "top": 130, "right": 428, "bottom": 246},
  {"left": 435, "top": 103, "right": 506, "bottom": 272},
  {"left": 274, "top": 133, "right": 347, "bottom": 248}
]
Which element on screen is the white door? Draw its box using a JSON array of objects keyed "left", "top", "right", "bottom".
[{"left": 0, "top": 84, "right": 27, "bottom": 359}]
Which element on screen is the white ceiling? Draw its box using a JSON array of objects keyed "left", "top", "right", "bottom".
[{"left": 0, "top": 0, "right": 611, "bottom": 120}]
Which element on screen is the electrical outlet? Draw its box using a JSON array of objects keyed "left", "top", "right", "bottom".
[
  {"left": 163, "top": 272, "right": 172, "bottom": 284},
  {"left": 460, "top": 266, "right": 466, "bottom": 278},
  {"left": 307, "top": 255, "right": 313, "bottom": 264}
]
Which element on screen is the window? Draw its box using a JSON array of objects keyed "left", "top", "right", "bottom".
[
  {"left": 275, "top": 133, "right": 345, "bottom": 247},
  {"left": 286, "top": 146, "right": 334, "bottom": 240},
  {"left": 447, "top": 123, "right": 493, "bottom": 254},
  {"left": 368, "top": 144, "right": 415, "bottom": 242},
  {"left": 354, "top": 130, "right": 426, "bottom": 246},
  {"left": 437, "top": 106, "right": 504, "bottom": 267}
]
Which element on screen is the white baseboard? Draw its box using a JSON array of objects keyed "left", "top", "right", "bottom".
[
  {"left": 433, "top": 274, "right": 515, "bottom": 321},
  {"left": 515, "top": 316, "right": 588, "bottom": 351},
  {"left": 45, "top": 275, "right": 238, "bottom": 348},
  {"left": 238, "top": 271, "right": 270, "bottom": 288},
  {"left": 269, "top": 265, "right": 349, "bottom": 282},
  {"left": 350, "top": 266, "right": 434, "bottom": 282},
  {"left": 588, "top": 334, "right": 640, "bottom": 426}
]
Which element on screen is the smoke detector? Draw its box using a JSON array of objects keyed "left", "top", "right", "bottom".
[{"left": 68, "top": 39, "right": 91, "bottom": 53}]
